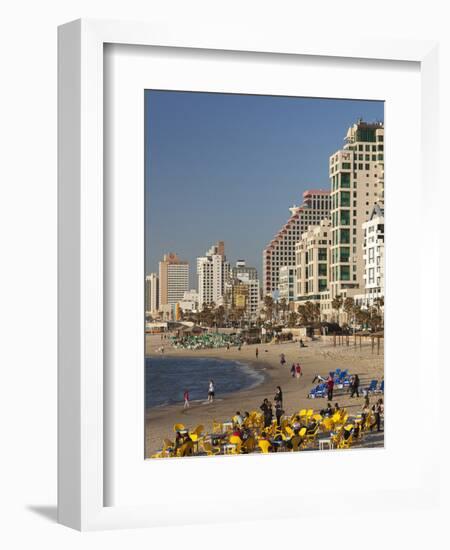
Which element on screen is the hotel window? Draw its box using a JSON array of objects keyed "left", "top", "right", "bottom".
[
  {"left": 340, "top": 229, "right": 350, "bottom": 244},
  {"left": 340, "top": 191, "right": 351, "bottom": 206},
  {"left": 339, "top": 247, "right": 350, "bottom": 262},
  {"left": 340, "top": 265, "right": 350, "bottom": 280},
  {"left": 368, "top": 268, "right": 375, "bottom": 283},
  {"left": 340, "top": 173, "right": 351, "bottom": 188},
  {"left": 318, "top": 248, "right": 327, "bottom": 261},
  {"left": 340, "top": 210, "right": 351, "bottom": 225}
]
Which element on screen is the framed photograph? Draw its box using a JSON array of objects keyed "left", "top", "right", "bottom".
[{"left": 58, "top": 19, "right": 440, "bottom": 530}]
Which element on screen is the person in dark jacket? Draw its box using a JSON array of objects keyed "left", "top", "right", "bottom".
[
  {"left": 274, "top": 386, "right": 283, "bottom": 408},
  {"left": 350, "top": 374, "right": 360, "bottom": 398},
  {"left": 260, "top": 398, "right": 273, "bottom": 428}
]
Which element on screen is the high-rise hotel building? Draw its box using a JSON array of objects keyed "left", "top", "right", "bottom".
[
  {"left": 145, "top": 273, "right": 159, "bottom": 315},
  {"left": 158, "top": 253, "right": 189, "bottom": 306},
  {"left": 263, "top": 190, "right": 330, "bottom": 296},
  {"left": 329, "top": 120, "right": 384, "bottom": 299},
  {"left": 197, "top": 241, "right": 231, "bottom": 308}
]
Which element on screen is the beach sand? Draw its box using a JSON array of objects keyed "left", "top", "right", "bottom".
[{"left": 145, "top": 334, "right": 384, "bottom": 457}]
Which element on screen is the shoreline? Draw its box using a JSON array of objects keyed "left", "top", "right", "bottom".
[
  {"left": 145, "top": 334, "right": 384, "bottom": 457},
  {"left": 145, "top": 353, "right": 269, "bottom": 409}
]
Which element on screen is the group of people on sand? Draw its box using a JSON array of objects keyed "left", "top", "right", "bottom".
[
  {"left": 183, "top": 379, "right": 216, "bottom": 409},
  {"left": 279, "top": 353, "right": 304, "bottom": 381},
  {"left": 259, "top": 386, "right": 284, "bottom": 428}
]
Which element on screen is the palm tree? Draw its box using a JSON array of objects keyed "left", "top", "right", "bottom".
[
  {"left": 263, "top": 295, "right": 274, "bottom": 323},
  {"left": 279, "top": 297, "right": 288, "bottom": 324},
  {"left": 343, "top": 297, "right": 355, "bottom": 330},
  {"left": 331, "top": 294, "right": 343, "bottom": 324},
  {"left": 287, "top": 311, "right": 298, "bottom": 328},
  {"left": 214, "top": 305, "right": 225, "bottom": 328}
]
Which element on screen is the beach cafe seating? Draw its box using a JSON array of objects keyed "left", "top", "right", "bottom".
[
  {"left": 366, "top": 379, "right": 378, "bottom": 394},
  {"left": 154, "top": 399, "right": 379, "bottom": 459}
]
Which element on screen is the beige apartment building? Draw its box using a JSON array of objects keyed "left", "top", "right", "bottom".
[
  {"left": 295, "top": 219, "right": 332, "bottom": 317},
  {"left": 158, "top": 252, "right": 189, "bottom": 306},
  {"left": 329, "top": 120, "right": 384, "bottom": 300},
  {"left": 279, "top": 265, "right": 296, "bottom": 304},
  {"left": 263, "top": 190, "right": 330, "bottom": 296}
]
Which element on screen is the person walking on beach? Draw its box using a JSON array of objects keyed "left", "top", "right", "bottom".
[
  {"left": 350, "top": 374, "right": 360, "bottom": 398},
  {"left": 207, "top": 379, "right": 215, "bottom": 403},
  {"left": 280, "top": 353, "right": 286, "bottom": 367},
  {"left": 295, "top": 363, "right": 302, "bottom": 380},
  {"left": 183, "top": 389, "right": 190, "bottom": 409},
  {"left": 327, "top": 374, "right": 334, "bottom": 401},
  {"left": 255, "top": 347, "right": 259, "bottom": 359},
  {"left": 290, "top": 363, "right": 296, "bottom": 378}
]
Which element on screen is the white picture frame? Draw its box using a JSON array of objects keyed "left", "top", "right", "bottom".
[{"left": 58, "top": 18, "right": 440, "bottom": 531}]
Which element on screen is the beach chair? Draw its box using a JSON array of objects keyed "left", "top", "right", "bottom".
[
  {"left": 177, "top": 440, "right": 194, "bottom": 457},
  {"left": 376, "top": 379, "right": 384, "bottom": 394},
  {"left": 291, "top": 435, "right": 303, "bottom": 452},
  {"left": 367, "top": 380, "right": 378, "bottom": 394},
  {"left": 212, "top": 420, "right": 222, "bottom": 433},
  {"left": 189, "top": 425, "right": 204, "bottom": 442},
  {"left": 202, "top": 440, "right": 221, "bottom": 456},
  {"left": 338, "top": 425, "right": 354, "bottom": 449},
  {"left": 241, "top": 436, "right": 256, "bottom": 454},
  {"left": 321, "top": 417, "right": 334, "bottom": 432},
  {"left": 305, "top": 423, "right": 320, "bottom": 447},
  {"left": 258, "top": 439, "right": 271, "bottom": 454},
  {"left": 228, "top": 435, "right": 243, "bottom": 454},
  {"left": 173, "top": 423, "right": 185, "bottom": 433},
  {"left": 284, "top": 426, "right": 295, "bottom": 439}
]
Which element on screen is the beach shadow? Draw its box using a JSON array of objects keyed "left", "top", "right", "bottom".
[{"left": 27, "top": 505, "right": 57, "bottom": 523}]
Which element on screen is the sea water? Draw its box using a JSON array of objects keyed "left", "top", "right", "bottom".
[{"left": 145, "top": 355, "right": 264, "bottom": 408}]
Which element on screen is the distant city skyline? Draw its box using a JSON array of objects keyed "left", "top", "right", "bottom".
[{"left": 145, "top": 91, "right": 384, "bottom": 288}]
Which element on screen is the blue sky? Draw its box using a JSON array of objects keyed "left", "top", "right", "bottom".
[{"left": 145, "top": 91, "right": 384, "bottom": 287}]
